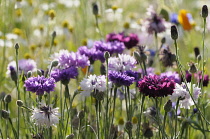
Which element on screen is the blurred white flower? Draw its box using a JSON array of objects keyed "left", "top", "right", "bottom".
[
  {"left": 105, "top": 8, "right": 123, "bottom": 22},
  {"left": 58, "top": 0, "right": 80, "bottom": 8},
  {"left": 31, "top": 102, "right": 59, "bottom": 127},
  {"left": 170, "top": 82, "right": 201, "bottom": 109}
]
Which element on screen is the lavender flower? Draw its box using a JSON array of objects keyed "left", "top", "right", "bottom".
[
  {"left": 138, "top": 75, "right": 175, "bottom": 98},
  {"left": 106, "top": 32, "right": 139, "bottom": 49},
  {"left": 108, "top": 54, "right": 137, "bottom": 72},
  {"left": 145, "top": 6, "right": 166, "bottom": 34},
  {"left": 24, "top": 76, "right": 55, "bottom": 95},
  {"left": 51, "top": 50, "right": 90, "bottom": 68},
  {"left": 50, "top": 67, "right": 78, "bottom": 85},
  {"left": 108, "top": 71, "right": 135, "bottom": 87},
  {"left": 6, "top": 59, "right": 37, "bottom": 76},
  {"left": 160, "top": 71, "right": 180, "bottom": 83}
]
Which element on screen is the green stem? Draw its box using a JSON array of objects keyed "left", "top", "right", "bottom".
[
  {"left": 9, "top": 118, "right": 18, "bottom": 139},
  {"left": 174, "top": 99, "right": 180, "bottom": 138},
  {"left": 136, "top": 95, "right": 145, "bottom": 138}
]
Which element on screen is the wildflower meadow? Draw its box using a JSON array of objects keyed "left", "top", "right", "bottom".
[{"left": 1, "top": 0, "right": 210, "bottom": 138}]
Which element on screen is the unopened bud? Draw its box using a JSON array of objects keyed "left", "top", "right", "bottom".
[
  {"left": 66, "top": 134, "right": 74, "bottom": 139},
  {"left": 164, "top": 100, "right": 172, "bottom": 112},
  {"left": 27, "top": 71, "right": 32, "bottom": 78},
  {"left": 15, "top": 43, "right": 19, "bottom": 49},
  {"left": 92, "top": 3, "right": 98, "bottom": 16},
  {"left": 171, "top": 25, "right": 178, "bottom": 40},
  {"left": 104, "top": 51, "right": 110, "bottom": 60},
  {"left": 52, "top": 31, "right": 56, "bottom": 38},
  {"left": 4, "top": 94, "right": 12, "bottom": 103},
  {"left": 37, "top": 69, "right": 42, "bottom": 76},
  {"left": 161, "top": 37, "right": 166, "bottom": 44},
  {"left": 51, "top": 60, "right": 59, "bottom": 68},
  {"left": 0, "top": 110, "right": 10, "bottom": 119},
  {"left": 16, "top": 100, "right": 23, "bottom": 107},
  {"left": 0, "top": 92, "right": 6, "bottom": 101},
  {"left": 78, "top": 110, "right": 85, "bottom": 120},
  {"left": 202, "top": 5, "right": 208, "bottom": 18},
  {"left": 197, "top": 55, "right": 201, "bottom": 62},
  {"left": 194, "top": 47, "right": 200, "bottom": 59},
  {"left": 188, "top": 62, "right": 198, "bottom": 74},
  {"left": 10, "top": 66, "right": 17, "bottom": 82}
]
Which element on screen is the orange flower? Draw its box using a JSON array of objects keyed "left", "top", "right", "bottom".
[{"left": 178, "top": 9, "right": 192, "bottom": 31}]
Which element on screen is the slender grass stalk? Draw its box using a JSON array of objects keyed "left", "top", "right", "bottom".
[
  {"left": 15, "top": 43, "right": 20, "bottom": 139},
  {"left": 8, "top": 118, "right": 18, "bottom": 139},
  {"left": 174, "top": 98, "right": 180, "bottom": 138},
  {"left": 136, "top": 95, "right": 145, "bottom": 138}
]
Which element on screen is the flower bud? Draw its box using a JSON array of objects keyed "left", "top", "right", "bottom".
[
  {"left": 78, "top": 110, "right": 85, "bottom": 120},
  {"left": 164, "top": 100, "right": 172, "bottom": 112},
  {"left": 52, "top": 31, "right": 56, "bottom": 38},
  {"left": 132, "top": 116, "right": 138, "bottom": 124},
  {"left": 16, "top": 100, "right": 23, "bottom": 107},
  {"left": 202, "top": 5, "right": 208, "bottom": 18},
  {"left": 0, "top": 110, "right": 10, "bottom": 119},
  {"left": 0, "top": 92, "right": 6, "bottom": 101},
  {"left": 171, "top": 25, "right": 178, "bottom": 40},
  {"left": 9, "top": 66, "right": 17, "bottom": 82},
  {"left": 92, "top": 3, "right": 98, "bottom": 16},
  {"left": 37, "top": 69, "right": 42, "bottom": 76},
  {"left": 194, "top": 47, "right": 200, "bottom": 59},
  {"left": 125, "top": 121, "right": 133, "bottom": 131},
  {"left": 51, "top": 60, "right": 59, "bottom": 68},
  {"left": 27, "top": 71, "right": 32, "bottom": 78},
  {"left": 66, "top": 134, "right": 74, "bottom": 139},
  {"left": 15, "top": 43, "right": 19, "bottom": 49},
  {"left": 188, "top": 62, "right": 198, "bottom": 74},
  {"left": 104, "top": 51, "right": 110, "bottom": 60},
  {"left": 4, "top": 94, "right": 12, "bottom": 103},
  {"left": 161, "top": 37, "right": 166, "bottom": 44}
]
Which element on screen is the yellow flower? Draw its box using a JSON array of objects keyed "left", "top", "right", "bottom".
[{"left": 178, "top": 9, "right": 192, "bottom": 31}]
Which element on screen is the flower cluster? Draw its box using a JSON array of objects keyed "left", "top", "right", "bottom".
[
  {"left": 78, "top": 41, "right": 125, "bottom": 63},
  {"left": 106, "top": 32, "right": 139, "bottom": 49},
  {"left": 170, "top": 82, "right": 201, "bottom": 109},
  {"left": 24, "top": 76, "right": 55, "bottom": 95},
  {"left": 138, "top": 75, "right": 175, "bottom": 98}
]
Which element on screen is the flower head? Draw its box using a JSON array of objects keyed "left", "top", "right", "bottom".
[
  {"left": 108, "top": 71, "right": 135, "bottom": 87},
  {"left": 24, "top": 76, "right": 55, "bottom": 95},
  {"left": 108, "top": 54, "right": 137, "bottom": 72},
  {"left": 160, "top": 71, "right": 180, "bottom": 83},
  {"left": 31, "top": 102, "right": 59, "bottom": 127},
  {"left": 169, "top": 82, "right": 201, "bottom": 109},
  {"left": 50, "top": 67, "right": 78, "bottom": 85},
  {"left": 6, "top": 59, "right": 37, "bottom": 76},
  {"left": 138, "top": 75, "right": 175, "bottom": 98}
]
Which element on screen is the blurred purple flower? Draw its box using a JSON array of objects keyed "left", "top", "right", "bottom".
[
  {"left": 24, "top": 76, "right": 55, "bottom": 95},
  {"left": 108, "top": 71, "right": 135, "bottom": 87},
  {"left": 170, "top": 13, "right": 179, "bottom": 24},
  {"left": 160, "top": 71, "right": 180, "bottom": 83},
  {"left": 138, "top": 75, "right": 175, "bottom": 98}
]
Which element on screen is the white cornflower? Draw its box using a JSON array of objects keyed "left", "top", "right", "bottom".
[
  {"left": 108, "top": 54, "right": 137, "bottom": 72},
  {"left": 80, "top": 75, "right": 111, "bottom": 97},
  {"left": 31, "top": 103, "right": 59, "bottom": 127},
  {"left": 170, "top": 82, "right": 201, "bottom": 109}
]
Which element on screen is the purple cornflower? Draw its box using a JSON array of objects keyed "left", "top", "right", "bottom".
[
  {"left": 160, "top": 71, "right": 180, "bottom": 83},
  {"left": 50, "top": 67, "right": 78, "bottom": 85},
  {"left": 138, "top": 75, "right": 175, "bottom": 98},
  {"left": 145, "top": 6, "right": 166, "bottom": 34},
  {"left": 94, "top": 41, "right": 125, "bottom": 55},
  {"left": 6, "top": 59, "right": 37, "bottom": 76},
  {"left": 106, "top": 32, "right": 139, "bottom": 49},
  {"left": 124, "top": 70, "right": 139, "bottom": 81},
  {"left": 51, "top": 50, "right": 90, "bottom": 68},
  {"left": 108, "top": 71, "right": 135, "bottom": 87},
  {"left": 24, "top": 76, "right": 55, "bottom": 95}
]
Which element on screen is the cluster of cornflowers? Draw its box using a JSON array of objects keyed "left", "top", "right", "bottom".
[{"left": 78, "top": 40, "right": 125, "bottom": 63}]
